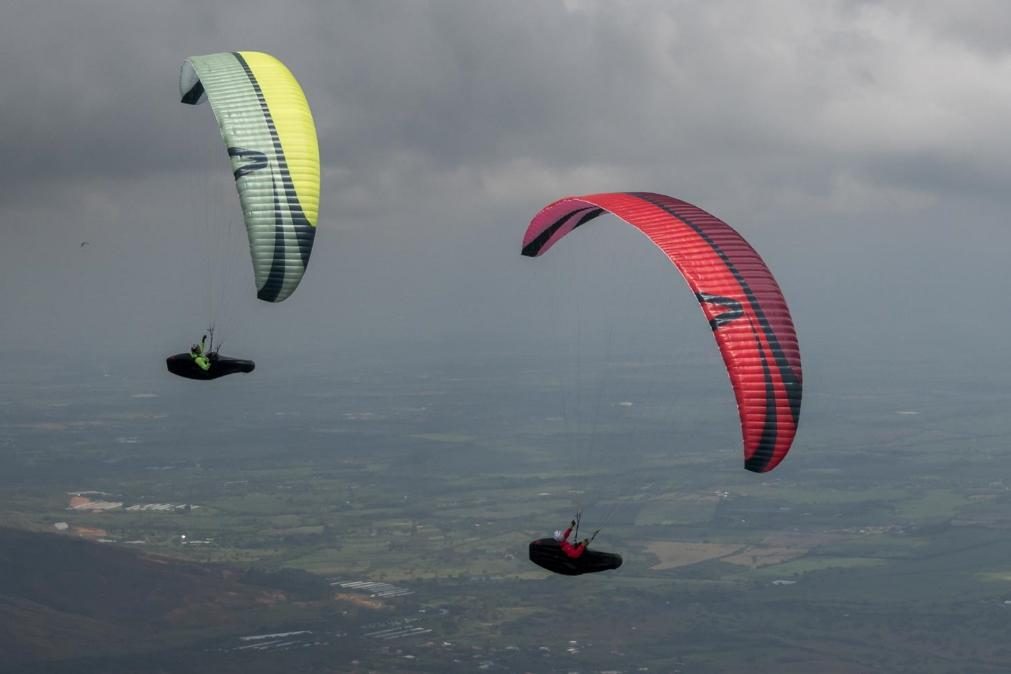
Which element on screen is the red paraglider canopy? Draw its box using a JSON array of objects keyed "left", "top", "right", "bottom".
[{"left": 522, "top": 192, "right": 802, "bottom": 473}]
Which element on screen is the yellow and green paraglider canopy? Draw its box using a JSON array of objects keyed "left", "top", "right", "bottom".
[{"left": 180, "top": 51, "right": 319, "bottom": 302}]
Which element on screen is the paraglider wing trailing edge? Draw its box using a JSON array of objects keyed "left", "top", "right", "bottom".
[{"left": 522, "top": 192, "right": 802, "bottom": 473}]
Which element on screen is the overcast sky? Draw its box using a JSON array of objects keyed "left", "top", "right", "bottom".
[{"left": 2, "top": 0, "right": 1010, "bottom": 389}]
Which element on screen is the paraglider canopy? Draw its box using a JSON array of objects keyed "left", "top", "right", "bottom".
[
  {"left": 180, "top": 51, "right": 320, "bottom": 303},
  {"left": 529, "top": 538, "right": 622, "bottom": 576},
  {"left": 522, "top": 192, "right": 802, "bottom": 473}
]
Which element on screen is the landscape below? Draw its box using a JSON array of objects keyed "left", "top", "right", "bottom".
[{"left": 3, "top": 351, "right": 1011, "bottom": 673}]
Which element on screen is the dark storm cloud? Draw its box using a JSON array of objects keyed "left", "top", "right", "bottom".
[
  {"left": 3, "top": 1, "right": 1010, "bottom": 205},
  {"left": 3, "top": 0, "right": 1011, "bottom": 360}
]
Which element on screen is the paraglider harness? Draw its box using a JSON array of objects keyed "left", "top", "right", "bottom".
[
  {"left": 166, "top": 326, "right": 254, "bottom": 381},
  {"left": 529, "top": 510, "right": 618, "bottom": 576}
]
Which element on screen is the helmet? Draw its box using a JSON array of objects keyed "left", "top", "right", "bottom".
[
  {"left": 190, "top": 344, "right": 200, "bottom": 353},
  {"left": 552, "top": 530, "right": 563, "bottom": 541}
]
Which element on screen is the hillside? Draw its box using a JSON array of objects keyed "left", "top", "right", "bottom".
[{"left": 0, "top": 527, "right": 327, "bottom": 666}]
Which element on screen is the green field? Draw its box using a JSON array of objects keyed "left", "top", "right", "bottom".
[{"left": 3, "top": 354, "right": 1011, "bottom": 673}]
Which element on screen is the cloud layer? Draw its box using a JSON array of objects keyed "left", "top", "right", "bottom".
[{"left": 2, "top": 1, "right": 1010, "bottom": 367}]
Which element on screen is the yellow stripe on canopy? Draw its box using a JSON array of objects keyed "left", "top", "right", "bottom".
[{"left": 239, "top": 51, "right": 320, "bottom": 227}]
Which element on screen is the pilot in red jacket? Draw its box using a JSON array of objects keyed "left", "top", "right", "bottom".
[{"left": 554, "top": 521, "right": 588, "bottom": 559}]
